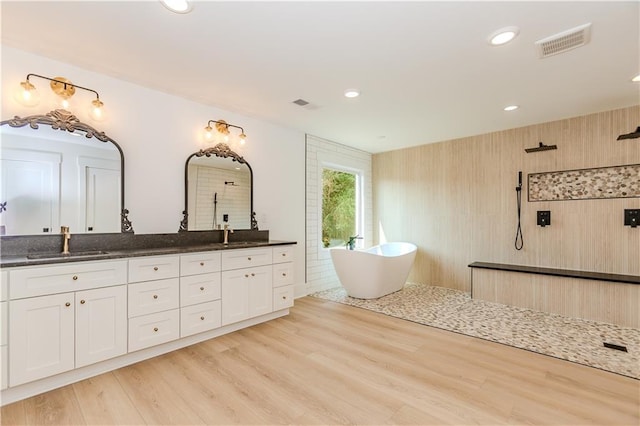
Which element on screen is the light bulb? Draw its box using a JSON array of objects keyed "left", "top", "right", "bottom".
[
  {"left": 239, "top": 133, "right": 247, "bottom": 145},
  {"left": 224, "top": 134, "right": 229, "bottom": 142},
  {"left": 89, "top": 99, "right": 106, "bottom": 121},
  {"left": 60, "top": 97, "right": 71, "bottom": 110},
  {"left": 204, "top": 125, "right": 214, "bottom": 141},
  {"left": 14, "top": 80, "right": 40, "bottom": 107}
]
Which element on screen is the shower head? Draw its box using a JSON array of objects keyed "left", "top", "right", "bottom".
[
  {"left": 525, "top": 142, "right": 557, "bottom": 153},
  {"left": 617, "top": 126, "right": 640, "bottom": 140}
]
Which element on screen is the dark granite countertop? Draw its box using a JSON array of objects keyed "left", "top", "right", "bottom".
[{"left": 0, "top": 230, "right": 296, "bottom": 268}]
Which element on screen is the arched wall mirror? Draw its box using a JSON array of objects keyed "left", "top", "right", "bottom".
[
  {"left": 0, "top": 109, "right": 133, "bottom": 236},
  {"left": 180, "top": 143, "right": 256, "bottom": 232}
]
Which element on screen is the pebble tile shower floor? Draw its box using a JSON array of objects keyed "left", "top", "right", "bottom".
[{"left": 311, "top": 282, "right": 639, "bottom": 379}]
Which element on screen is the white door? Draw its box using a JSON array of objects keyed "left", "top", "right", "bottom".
[
  {"left": 248, "top": 265, "right": 273, "bottom": 317},
  {"left": 221, "top": 270, "right": 249, "bottom": 325},
  {"left": 0, "top": 150, "right": 61, "bottom": 235},
  {"left": 75, "top": 285, "right": 127, "bottom": 368},
  {"left": 9, "top": 293, "right": 74, "bottom": 386},
  {"left": 85, "top": 166, "right": 120, "bottom": 233}
]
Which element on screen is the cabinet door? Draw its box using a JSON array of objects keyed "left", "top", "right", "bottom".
[
  {"left": 221, "top": 270, "right": 249, "bottom": 325},
  {"left": 9, "top": 293, "right": 74, "bottom": 386},
  {"left": 75, "top": 285, "right": 127, "bottom": 368},
  {"left": 248, "top": 265, "right": 273, "bottom": 317}
]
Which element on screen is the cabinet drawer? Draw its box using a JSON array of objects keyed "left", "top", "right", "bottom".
[
  {"left": 180, "top": 252, "right": 221, "bottom": 276},
  {"left": 128, "top": 255, "right": 179, "bottom": 283},
  {"left": 221, "top": 248, "right": 272, "bottom": 271},
  {"left": 128, "top": 309, "right": 179, "bottom": 352},
  {"left": 272, "top": 245, "right": 295, "bottom": 264},
  {"left": 273, "top": 285, "right": 294, "bottom": 310},
  {"left": 0, "top": 301, "right": 6, "bottom": 346},
  {"left": 180, "top": 273, "right": 221, "bottom": 307},
  {"left": 180, "top": 300, "right": 221, "bottom": 338},
  {"left": 1, "top": 270, "right": 8, "bottom": 301},
  {"left": 272, "top": 262, "right": 294, "bottom": 288},
  {"left": 128, "top": 278, "right": 179, "bottom": 318},
  {"left": 9, "top": 260, "right": 128, "bottom": 299}
]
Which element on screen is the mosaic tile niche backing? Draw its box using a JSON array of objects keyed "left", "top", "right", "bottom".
[{"left": 528, "top": 164, "right": 640, "bottom": 202}]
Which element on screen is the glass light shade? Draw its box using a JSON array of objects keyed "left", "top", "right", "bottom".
[
  {"left": 204, "top": 125, "right": 214, "bottom": 142},
  {"left": 14, "top": 80, "right": 40, "bottom": 107},
  {"left": 239, "top": 133, "right": 247, "bottom": 145},
  {"left": 59, "top": 96, "right": 72, "bottom": 110},
  {"left": 89, "top": 99, "right": 106, "bottom": 121}
]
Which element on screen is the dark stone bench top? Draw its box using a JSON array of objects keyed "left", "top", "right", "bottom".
[{"left": 468, "top": 262, "right": 640, "bottom": 285}]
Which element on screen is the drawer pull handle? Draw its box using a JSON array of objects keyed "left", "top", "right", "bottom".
[
  {"left": 200, "top": 316, "right": 205, "bottom": 321},
  {"left": 80, "top": 300, "right": 86, "bottom": 304},
  {"left": 72, "top": 275, "right": 78, "bottom": 281},
  {"left": 153, "top": 327, "right": 158, "bottom": 332},
  {"left": 65, "top": 302, "right": 71, "bottom": 307},
  {"left": 200, "top": 286, "right": 205, "bottom": 291},
  {"left": 200, "top": 262, "right": 204, "bottom": 266},
  {"left": 153, "top": 294, "right": 158, "bottom": 299}
]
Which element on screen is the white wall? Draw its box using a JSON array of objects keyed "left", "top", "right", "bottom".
[{"left": 1, "top": 45, "right": 307, "bottom": 296}]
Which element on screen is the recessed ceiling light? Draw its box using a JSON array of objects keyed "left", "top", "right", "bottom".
[
  {"left": 344, "top": 89, "right": 360, "bottom": 98},
  {"left": 489, "top": 27, "right": 520, "bottom": 46},
  {"left": 633, "top": 74, "right": 640, "bottom": 82},
  {"left": 504, "top": 105, "right": 519, "bottom": 111},
  {"left": 160, "top": 0, "right": 192, "bottom": 14}
]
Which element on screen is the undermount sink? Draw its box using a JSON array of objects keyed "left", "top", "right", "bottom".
[{"left": 27, "top": 250, "right": 109, "bottom": 260}]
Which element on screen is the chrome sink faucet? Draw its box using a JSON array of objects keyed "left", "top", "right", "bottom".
[
  {"left": 223, "top": 223, "right": 234, "bottom": 245},
  {"left": 61, "top": 226, "right": 71, "bottom": 254}
]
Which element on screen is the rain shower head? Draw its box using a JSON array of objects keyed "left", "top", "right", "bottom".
[
  {"left": 617, "top": 126, "right": 640, "bottom": 140},
  {"left": 525, "top": 142, "right": 557, "bottom": 153}
]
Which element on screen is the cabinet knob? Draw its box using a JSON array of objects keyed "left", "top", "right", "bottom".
[
  {"left": 282, "top": 273, "right": 287, "bottom": 277},
  {"left": 200, "top": 316, "right": 205, "bottom": 321},
  {"left": 153, "top": 327, "right": 159, "bottom": 332},
  {"left": 247, "top": 257, "right": 252, "bottom": 261},
  {"left": 245, "top": 274, "right": 249, "bottom": 278},
  {"left": 282, "top": 296, "right": 287, "bottom": 300},
  {"left": 80, "top": 300, "right": 86, "bottom": 304},
  {"left": 153, "top": 294, "right": 158, "bottom": 299},
  {"left": 282, "top": 253, "right": 286, "bottom": 257},
  {"left": 200, "top": 262, "right": 204, "bottom": 266},
  {"left": 251, "top": 273, "right": 255, "bottom": 277},
  {"left": 200, "top": 286, "right": 205, "bottom": 291},
  {"left": 72, "top": 275, "right": 78, "bottom": 281},
  {"left": 65, "top": 302, "right": 71, "bottom": 307}
]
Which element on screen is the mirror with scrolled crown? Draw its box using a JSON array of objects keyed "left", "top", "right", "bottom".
[
  {"left": 180, "top": 143, "right": 256, "bottom": 231},
  {"left": 0, "top": 109, "right": 133, "bottom": 236}
]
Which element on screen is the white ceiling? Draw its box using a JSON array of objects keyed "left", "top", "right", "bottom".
[{"left": 1, "top": 1, "right": 639, "bottom": 154}]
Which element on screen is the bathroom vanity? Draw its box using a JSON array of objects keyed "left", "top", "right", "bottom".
[{"left": 0, "top": 240, "right": 296, "bottom": 405}]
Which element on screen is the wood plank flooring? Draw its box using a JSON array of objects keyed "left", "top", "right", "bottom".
[{"left": 2, "top": 296, "right": 638, "bottom": 425}]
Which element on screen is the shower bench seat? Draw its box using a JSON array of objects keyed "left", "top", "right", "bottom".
[{"left": 468, "top": 262, "right": 639, "bottom": 328}]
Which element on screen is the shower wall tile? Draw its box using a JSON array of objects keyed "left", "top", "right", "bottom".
[{"left": 528, "top": 164, "right": 640, "bottom": 201}]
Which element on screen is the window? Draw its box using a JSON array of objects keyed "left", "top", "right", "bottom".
[{"left": 321, "top": 167, "right": 361, "bottom": 248}]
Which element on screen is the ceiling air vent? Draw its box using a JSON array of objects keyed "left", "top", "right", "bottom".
[{"left": 535, "top": 23, "right": 591, "bottom": 59}]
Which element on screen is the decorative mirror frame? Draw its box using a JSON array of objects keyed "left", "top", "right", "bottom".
[
  {"left": 1, "top": 109, "right": 134, "bottom": 233},
  {"left": 179, "top": 142, "right": 258, "bottom": 231}
]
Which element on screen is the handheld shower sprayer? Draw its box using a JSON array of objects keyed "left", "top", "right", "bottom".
[{"left": 514, "top": 171, "right": 524, "bottom": 250}]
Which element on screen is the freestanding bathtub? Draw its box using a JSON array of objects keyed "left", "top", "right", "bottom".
[{"left": 330, "top": 242, "right": 417, "bottom": 299}]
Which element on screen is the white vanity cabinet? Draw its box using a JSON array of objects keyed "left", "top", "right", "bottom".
[
  {"left": 7, "top": 260, "right": 128, "bottom": 387},
  {"left": 221, "top": 248, "right": 273, "bottom": 326},
  {"left": 1, "top": 270, "right": 9, "bottom": 390},
  {"left": 272, "top": 246, "right": 295, "bottom": 310},
  {"left": 127, "top": 255, "right": 180, "bottom": 352},
  {"left": 179, "top": 252, "right": 222, "bottom": 337}
]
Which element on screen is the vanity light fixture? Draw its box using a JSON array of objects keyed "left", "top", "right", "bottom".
[
  {"left": 14, "top": 74, "right": 107, "bottom": 121},
  {"left": 203, "top": 119, "right": 247, "bottom": 145},
  {"left": 488, "top": 26, "right": 520, "bottom": 46}
]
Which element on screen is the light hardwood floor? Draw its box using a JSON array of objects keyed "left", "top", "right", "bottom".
[{"left": 2, "top": 296, "right": 639, "bottom": 425}]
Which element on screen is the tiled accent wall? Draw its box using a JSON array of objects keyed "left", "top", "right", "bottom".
[
  {"left": 306, "top": 135, "right": 372, "bottom": 294},
  {"left": 191, "top": 165, "right": 251, "bottom": 230},
  {"left": 529, "top": 164, "right": 640, "bottom": 201}
]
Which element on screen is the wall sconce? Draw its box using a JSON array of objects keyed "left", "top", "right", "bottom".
[
  {"left": 14, "top": 73, "right": 106, "bottom": 121},
  {"left": 203, "top": 119, "right": 247, "bottom": 145}
]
